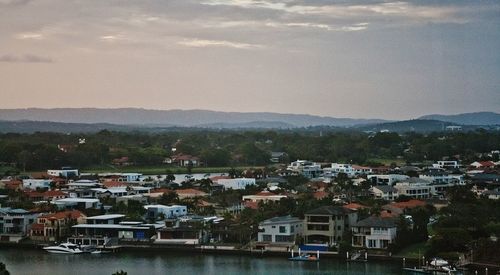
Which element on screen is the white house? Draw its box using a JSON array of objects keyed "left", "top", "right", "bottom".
[
  {"left": 121, "top": 173, "right": 143, "bottom": 182},
  {"left": 217, "top": 178, "right": 256, "bottom": 190},
  {"left": 47, "top": 168, "right": 79, "bottom": 178},
  {"left": 242, "top": 191, "right": 288, "bottom": 203},
  {"left": 22, "top": 179, "right": 52, "bottom": 190},
  {"left": 369, "top": 186, "right": 399, "bottom": 201},
  {"left": 352, "top": 217, "right": 397, "bottom": 249},
  {"left": 432, "top": 161, "right": 460, "bottom": 170},
  {"left": 53, "top": 198, "right": 101, "bottom": 209},
  {"left": 144, "top": 204, "right": 187, "bottom": 219},
  {"left": 288, "top": 160, "right": 323, "bottom": 179},
  {"left": 329, "top": 163, "right": 356, "bottom": 177},
  {"left": 257, "top": 215, "right": 303, "bottom": 243},
  {"left": 394, "top": 178, "right": 431, "bottom": 199}
]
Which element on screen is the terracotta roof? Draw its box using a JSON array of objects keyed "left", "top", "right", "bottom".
[
  {"left": 386, "top": 199, "right": 426, "bottom": 209},
  {"left": 31, "top": 223, "right": 45, "bottom": 230},
  {"left": 379, "top": 210, "right": 398, "bottom": 218},
  {"left": 343, "top": 203, "right": 367, "bottom": 211},
  {"left": 151, "top": 188, "right": 173, "bottom": 194},
  {"left": 243, "top": 201, "right": 259, "bottom": 210},
  {"left": 39, "top": 210, "right": 85, "bottom": 220},
  {"left": 103, "top": 181, "right": 129, "bottom": 188},
  {"left": 210, "top": 176, "right": 232, "bottom": 181},
  {"left": 26, "top": 190, "right": 66, "bottom": 199},
  {"left": 313, "top": 191, "right": 329, "bottom": 200},
  {"left": 175, "top": 188, "right": 207, "bottom": 196},
  {"left": 172, "top": 154, "right": 200, "bottom": 161}
]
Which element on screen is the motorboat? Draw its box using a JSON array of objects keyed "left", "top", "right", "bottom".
[
  {"left": 43, "top": 243, "right": 84, "bottom": 254},
  {"left": 288, "top": 254, "right": 319, "bottom": 262}
]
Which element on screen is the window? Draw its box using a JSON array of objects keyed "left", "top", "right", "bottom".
[
  {"left": 279, "top": 226, "right": 286, "bottom": 233},
  {"left": 262, "top": 234, "right": 272, "bottom": 242},
  {"left": 272, "top": 226, "right": 276, "bottom": 228},
  {"left": 275, "top": 235, "right": 291, "bottom": 242},
  {"left": 290, "top": 226, "right": 294, "bottom": 233}
]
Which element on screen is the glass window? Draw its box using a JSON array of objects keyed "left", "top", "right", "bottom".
[{"left": 279, "top": 226, "right": 286, "bottom": 233}]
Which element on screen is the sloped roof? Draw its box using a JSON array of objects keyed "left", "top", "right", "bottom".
[
  {"left": 354, "top": 216, "right": 396, "bottom": 228},
  {"left": 39, "top": 210, "right": 85, "bottom": 220},
  {"left": 306, "top": 205, "right": 354, "bottom": 215},
  {"left": 372, "top": 185, "right": 398, "bottom": 193}
]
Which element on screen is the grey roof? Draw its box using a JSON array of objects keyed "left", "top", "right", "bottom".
[
  {"left": 405, "top": 177, "right": 431, "bottom": 184},
  {"left": 354, "top": 216, "right": 397, "bottom": 228},
  {"left": 261, "top": 215, "right": 301, "bottom": 225},
  {"left": 373, "top": 185, "right": 398, "bottom": 193},
  {"left": 306, "top": 206, "right": 354, "bottom": 216}
]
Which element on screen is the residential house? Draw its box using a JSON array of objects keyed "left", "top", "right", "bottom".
[
  {"left": 26, "top": 190, "right": 67, "bottom": 202},
  {"left": 370, "top": 185, "right": 399, "bottom": 201},
  {"left": 47, "top": 168, "right": 79, "bottom": 178},
  {"left": 0, "top": 208, "right": 39, "bottom": 242},
  {"left": 144, "top": 204, "right": 187, "bottom": 220},
  {"left": 394, "top": 178, "right": 432, "bottom": 199},
  {"left": 22, "top": 179, "right": 53, "bottom": 190},
  {"left": 270, "top": 152, "right": 288, "bottom": 163},
  {"left": 242, "top": 191, "right": 288, "bottom": 203},
  {"left": 170, "top": 154, "right": 200, "bottom": 167},
  {"left": 175, "top": 188, "right": 208, "bottom": 199},
  {"left": 367, "top": 174, "right": 410, "bottom": 186},
  {"left": 257, "top": 216, "right": 303, "bottom": 245},
  {"left": 432, "top": 161, "right": 460, "bottom": 170},
  {"left": 70, "top": 214, "right": 163, "bottom": 246},
  {"left": 352, "top": 216, "right": 397, "bottom": 249},
  {"left": 382, "top": 200, "right": 427, "bottom": 216},
  {"left": 288, "top": 160, "right": 323, "bottom": 179},
  {"left": 53, "top": 198, "right": 101, "bottom": 210},
  {"left": 470, "top": 161, "right": 496, "bottom": 169},
  {"left": 217, "top": 178, "right": 256, "bottom": 190},
  {"left": 303, "top": 206, "right": 358, "bottom": 246},
  {"left": 30, "top": 210, "right": 86, "bottom": 242},
  {"left": 155, "top": 216, "right": 221, "bottom": 245}
]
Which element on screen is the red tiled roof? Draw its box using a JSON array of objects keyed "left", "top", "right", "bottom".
[
  {"left": 39, "top": 210, "right": 85, "bottom": 220},
  {"left": 31, "top": 223, "right": 45, "bottom": 230},
  {"left": 387, "top": 199, "right": 426, "bottom": 209},
  {"left": 243, "top": 201, "right": 259, "bottom": 210},
  {"left": 175, "top": 188, "right": 207, "bottom": 196},
  {"left": 343, "top": 203, "right": 367, "bottom": 210},
  {"left": 210, "top": 176, "right": 232, "bottom": 181},
  {"left": 313, "top": 191, "right": 329, "bottom": 200},
  {"left": 379, "top": 210, "right": 398, "bottom": 218},
  {"left": 103, "top": 181, "right": 129, "bottom": 188},
  {"left": 151, "top": 188, "right": 173, "bottom": 194}
]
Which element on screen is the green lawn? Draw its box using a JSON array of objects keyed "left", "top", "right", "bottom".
[{"left": 395, "top": 242, "right": 428, "bottom": 259}]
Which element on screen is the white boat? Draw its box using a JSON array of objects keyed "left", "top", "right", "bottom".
[{"left": 43, "top": 243, "right": 84, "bottom": 254}]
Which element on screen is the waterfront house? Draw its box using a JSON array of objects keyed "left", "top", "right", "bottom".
[
  {"left": 0, "top": 207, "right": 39, "bottom": 242},
  {"left": 30, "top": 210, "right": 86, "bottom": 242},
  {"left": 352, "top": 216, "right": 397, "bottom": 249},
  {"left": 156, "top": 216, "right": 222, "bottom": 245},
  {"left": 303, "top": 206, "right": 358, "bottom": 246},
  {"left": 71, "top": 214, "right": 163, "bottom": 246},
  {"left": 144, "top": 204, "right": 187, "bottom": 220},
  {"left": 257, "top": 215, "right": 303, "bottom": 245}
]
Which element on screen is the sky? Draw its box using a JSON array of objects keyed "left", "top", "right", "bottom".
[{"left": 0, "top": 0, "right": 499, "bottom": 120}]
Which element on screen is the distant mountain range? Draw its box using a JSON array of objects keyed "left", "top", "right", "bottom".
[
  {"left": 0, "top": 108, "right": 387, "bottom": 127},
  {"left": 418, "top": 112, "right": 500, "bottom": 125},
  {"left": 0, "top": 108, "right": 498, "bottom": 133}
]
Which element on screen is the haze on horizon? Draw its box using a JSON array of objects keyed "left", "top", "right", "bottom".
[{"left": 0, "top": 0, "right": 499, "bottom": 120}]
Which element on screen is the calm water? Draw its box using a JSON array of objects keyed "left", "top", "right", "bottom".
[{"left": 0, "top": 248, "right": 405, "bottom": 275}]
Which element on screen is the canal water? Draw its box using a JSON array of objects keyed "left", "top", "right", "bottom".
[{"left": 0, "top": 248, "right": 404, "bottom": 275}]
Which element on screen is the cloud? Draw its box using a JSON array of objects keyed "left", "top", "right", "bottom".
[
  {"left": 0, "top": 54, "right": 53, "bottom": 63},
  {"left": 200, "top": 0, "right": 468, "bottom": 24},
  {"left": 15, "top": 32, "right": 44, "bottom": 40},
  {"left": 178, "top": 38, "right": 264, "bottom": 49}
]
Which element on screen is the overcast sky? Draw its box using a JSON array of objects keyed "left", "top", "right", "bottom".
[{"left": 0, "top": 0, "right": 499, "bottom": 119}]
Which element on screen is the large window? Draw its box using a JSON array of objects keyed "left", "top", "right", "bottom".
[
  {"left": 262, "top": 234, "right": 272, "bottom": 242},
  {"left": 275, "top": 235, "right": 292, "bottom": 242},
  {"left": 279, "top": 226, "right": 286, "bottom": 233},
  {"left": 308, "top": 216, "right": 329, "bottom": 223}
]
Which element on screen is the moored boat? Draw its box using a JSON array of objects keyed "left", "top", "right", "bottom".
[{"left": 43, "top": 243, "right": 84, "bottom": 254}]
